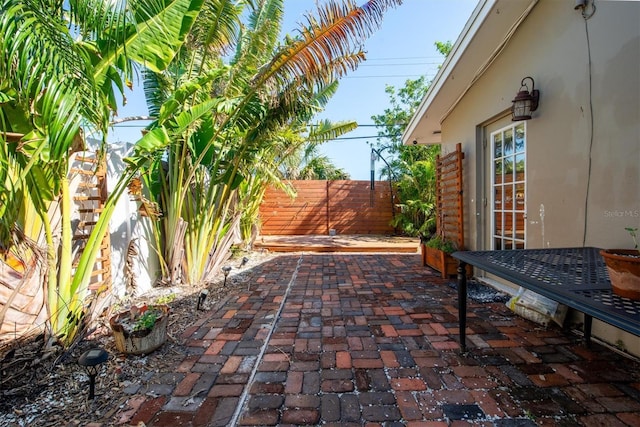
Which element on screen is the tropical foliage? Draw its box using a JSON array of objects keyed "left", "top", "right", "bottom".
[
  {"left": 370, "top": 41, "right": 453, "bottom": 238},
  {"left": 370, "top": 76, "right": 439, "bottom": 237},
  {"left": 0, "top": 0, "right": 204, "bottom": 345},
  {"left": 134, "top": 0, "right": 403, "bottom": 286},
  {"left": 280, "top": 136, "right": 353, "bottom": 180},
  {"left": 0, "top": 0, "right": 403, "bottom": 346}
]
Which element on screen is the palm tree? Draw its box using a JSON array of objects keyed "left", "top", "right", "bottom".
[
  {"left": 0, "top": 0, "right": 204, "bottom": 345},
  {"left": 240, "top": 118, "right": 356, "bottom": 246},
  {"left": 299, "top": 156, "right": 351, "bottom": 180},
  {"left": 0, "top": 0, "right": 403, "bottom": 344},
  {"left": 135, "top": 0, "right": 403, "bottom": 286},
  {"left": 278, "top": 118, "right": 354, "bottom": 181}
]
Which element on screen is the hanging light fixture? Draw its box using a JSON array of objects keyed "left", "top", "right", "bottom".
[{"left": 511, "top": 76, "right": 540, "bottom": 121}]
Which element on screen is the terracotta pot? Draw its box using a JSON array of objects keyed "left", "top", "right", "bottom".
[
  {"left": 600, "top": 249, "right": 640, "bottom": 300},
  {"left": 109, "top": 304, "right": 170, "bottom": 355}
]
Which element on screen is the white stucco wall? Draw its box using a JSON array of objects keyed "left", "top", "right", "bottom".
[{"left": 105, "top": 142, "right": 157, "bottom": 298}]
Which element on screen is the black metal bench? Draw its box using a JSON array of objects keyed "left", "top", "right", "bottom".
[{"left": 452, "top": 247, "right": 640, "bottom": 352}]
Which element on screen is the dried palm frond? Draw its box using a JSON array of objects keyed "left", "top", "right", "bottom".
[{"left": 123, "top": 238, "right": 139, "bottom": 295}]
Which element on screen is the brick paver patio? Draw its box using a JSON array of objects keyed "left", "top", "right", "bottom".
[{"left": 115, "top": 253, "right": 640, "bottom": 426}]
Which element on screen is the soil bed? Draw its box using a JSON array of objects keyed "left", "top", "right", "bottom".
[{"left": 0, "top": 250, "right": 275, "bottom": 427}]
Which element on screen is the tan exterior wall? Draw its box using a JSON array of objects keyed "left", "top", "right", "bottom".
[
  {"left": 442, "top": 0, "right": 639, "bottom": 250},
  {"left": 438, "top": 0, "right": 639, "bottom": 353}
]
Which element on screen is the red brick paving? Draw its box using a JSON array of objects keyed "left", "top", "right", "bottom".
[{"left": 113, "top": 253, "right": 640, "bottom": 426}]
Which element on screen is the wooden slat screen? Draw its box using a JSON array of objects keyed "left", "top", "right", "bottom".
[
  {"left": 435, "top": 143, "right": 465, "bottom": 250},
  {"left": 259, "top": 180, "right": 395, "bottom": 235},
  {"left": 70, "top": 153, "right": 111, "bottom": 291}
]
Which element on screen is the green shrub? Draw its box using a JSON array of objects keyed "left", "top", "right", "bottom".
[{"left": 425, "top": 235, "right": 457, "bottom": 254}]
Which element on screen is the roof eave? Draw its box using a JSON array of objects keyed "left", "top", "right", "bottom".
[{"left": 402, "top": 0, "right": 537, "bottom": 145}]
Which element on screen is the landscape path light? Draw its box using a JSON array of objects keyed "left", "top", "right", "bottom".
[
  {"left": 197, "top": 289, "right": 209, "bottom": 311},
  {"left": 222, "top": 266, "right": 232, "bottom": 286},
  {"left": 78, "top": 347, "right": 108, "bottom": 400}
]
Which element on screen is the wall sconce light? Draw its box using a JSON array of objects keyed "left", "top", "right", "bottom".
[
  {"left": 511, "top": 76, "right": 540, "bottom": 121},
  {"left": 78, "top": 348, "right": 109, "bottom": 399}
]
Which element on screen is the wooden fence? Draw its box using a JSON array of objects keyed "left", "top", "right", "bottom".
[
  {"left": 259, "top": 180, "right": 395, "bottom": 235},
  {"left": 435, "top": 143, "right": 465, "bottom": 249}
]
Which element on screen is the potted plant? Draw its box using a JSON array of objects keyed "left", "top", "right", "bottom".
[
  {"left": 109, "top": 304, "right": 170, "bottom": 355},
  {"left": 600, "top": 227, "right": 640, "bottom": 300},
  {"left": 422, "top": 235, "right": 461, "bottom": 278}
]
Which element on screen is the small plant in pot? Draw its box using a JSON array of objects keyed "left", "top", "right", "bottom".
[
  {"left": 425, "top": 235, "right": 458, "bottom": 254},
  {"left": 109, "top": 304, "right": 170, "bottom": 355},
  {"left": 422, "top": 234, "right": 463, "bottom": 278},
  {"left": 600, "top": 227, "right": 640, "bottom": 300}
]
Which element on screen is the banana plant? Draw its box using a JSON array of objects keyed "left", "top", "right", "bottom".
[
  {"left": 0, "top": 0, "right": 205, "bottom": 345},
  {"left": 136, "top": 0, "right": 403, "bottom": 286}
]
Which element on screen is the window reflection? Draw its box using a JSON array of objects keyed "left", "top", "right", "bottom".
[
  {"left": 505, "top": 185, "right": 514, "bottom": 210},
  {"left": 515, "top": 183, "right": 525, "bottom": 206},
  {"left": 504, "top": 129, "right": 514, "bottom": 156},
  {"left": 515, "top": 124, "right": 525, "bottom": 152},
  {"left": 515, "top": 211, "right": 525, "bottom": 240},
  {"left": 515, "top": 154, "right": 525, "bottom": 178},
  {"left": 503, "top": 157, "right": 514, "bottom": 182},
  {"left": 495, "top": 133, "right": 503, "bottom": 158}
]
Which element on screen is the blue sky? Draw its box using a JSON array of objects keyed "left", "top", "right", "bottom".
[{"left": 109, "top": 0, "right": 476, "bottom": 180}]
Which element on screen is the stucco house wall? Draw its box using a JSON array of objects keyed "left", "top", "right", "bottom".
[
  {"left": 442, "top": 0, "right": 639, "bottom": 251},
  {"left": 105, "top": 142, "right": 157, "bottom": 298},
  {"left": 405, "top": 0, "right": 639, "bottom": 354}
]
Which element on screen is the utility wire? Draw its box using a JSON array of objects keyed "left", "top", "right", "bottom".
[
  {"left": 111, "top": 123, "right": 407, "bottom": 128},
  {"left": 344, "top": 74, "right": 429, "bottom": 79},
  {"left": 330, "top": 134, "right": 400, "bottom": 141},
  {"left": 358, "top": 62, "right": 443, "bottom": 67},
  {"left": 364, "top": 56, "right": 444, "bottom": 61}
]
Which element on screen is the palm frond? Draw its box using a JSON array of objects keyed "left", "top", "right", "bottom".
[
  {"left": 143, "top": 69, "right": 170, "bottom": 119},
  {"left": 253, "top": 0, "right": 402, "bottom": 91},
  {"left": 307, "top": 119, "right": 358, "bottom": 144},
  {"left": 1, "top": 0, "right": 104, "bottom": 130},
  {"left": 224, "top": 0, "right": 284, "bottom": 100},
  {"left": 310, "top": 79, "right": 340, "bottom": 110},
  {"left": 188, "top": 0, "right": 243, "bottom": 68},
  {"left": 68, "top": 0, "right": 128, "bottom": 42},
  {"left": 246, "top": 0, "right": 284, "bottom": 56}
]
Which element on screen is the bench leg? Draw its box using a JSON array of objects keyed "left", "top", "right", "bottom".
[
  {"left": 584, "top": 314, "right": 593, "bottom": 347},
  {"left": 457, "top": 261, "right": 468, "bottom": 352}
]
